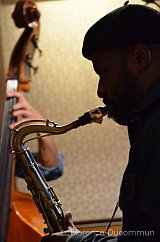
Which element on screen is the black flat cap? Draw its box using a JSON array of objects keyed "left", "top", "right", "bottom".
[{"left": 82, "top": 4, "right": 160, "bottom": 60}]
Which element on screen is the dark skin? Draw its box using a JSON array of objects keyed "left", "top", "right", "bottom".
[
  {"left": 41, "top": 43, "right": 160, "bottom": 242},
  {"left": 92, "top": 44, "right": 157, "bottom": 125}
]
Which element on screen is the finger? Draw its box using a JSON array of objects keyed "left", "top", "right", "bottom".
[
  {"left": 7, "top": 91, "right": 23, "bottom": 98},
  {"left": 7, "top": 92, "right": 29, "bottom": 109},
  {"left": 9, "top": 118, "right": 29, "bottom": 129},
  {"left": 65, "top": 211, "right": 78, "bottom": 231},
  {"left": 7, "top": 93, "right": 29, "bottom": 111},
  {"left": 12, "top": 101, "right": 29, "bottom": 111},
  {"left": 7, "top": 92, "right": 23, "bottom": 103},
  {"left": 65, "top": 211, "right": 73, "bottom": 223},
  {"left": 12, "top": 109, "right": 31, "bottom": 118}
]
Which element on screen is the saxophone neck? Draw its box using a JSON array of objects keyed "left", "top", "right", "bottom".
[{"left": 10, "top": 106, "right": 107, "bottom": 153}]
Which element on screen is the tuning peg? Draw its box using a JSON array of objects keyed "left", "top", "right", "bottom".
[
  {"left": 32, "top": 34, "right": 42, "bottom": 57},
  {"left": 25, "top": 53, "right": 38, "bottom": 74}
]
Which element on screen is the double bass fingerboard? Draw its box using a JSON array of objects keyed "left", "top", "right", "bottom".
[{"left": 0, "top": 79, "right": 18, "bottom": 242}]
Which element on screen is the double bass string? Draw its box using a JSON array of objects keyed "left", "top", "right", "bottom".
[
  {"left": 0, "top": 78, "right": 18, "bottom": 241},
  {"left": 7, "top": 79, "right": 18, "bottom": 124},
  {"left": 0, "top": 79, "right": 17, "bottom": 189}
]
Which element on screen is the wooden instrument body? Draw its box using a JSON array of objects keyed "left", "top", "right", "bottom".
[{"left": 7, "top": 191, "right": 44, "bottom": 242}]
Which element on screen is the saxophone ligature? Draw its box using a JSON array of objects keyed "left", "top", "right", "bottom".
[{"left": 10, "top": 106, "right": 108, "bottom": 234}]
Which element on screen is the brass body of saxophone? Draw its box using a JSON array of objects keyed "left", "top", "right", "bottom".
[{"left": 10, "top": 106, "right": 108, "bottom": 234}]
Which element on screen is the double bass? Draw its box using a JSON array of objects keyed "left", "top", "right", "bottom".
[{"left": 0, "top": 1, "right": 45, "bottom": 242}]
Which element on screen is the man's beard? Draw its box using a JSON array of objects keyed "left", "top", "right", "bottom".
[{"left": 103, "top": 64, "right": 141, "bottom": 126}]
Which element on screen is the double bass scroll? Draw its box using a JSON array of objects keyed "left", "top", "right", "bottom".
[{"left": 9, "top": 0, "right": 42, "bottom": 91}]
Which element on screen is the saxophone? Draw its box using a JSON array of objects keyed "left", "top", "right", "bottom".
[{"left": 10, "top": 106, "right": 108, "bottom": 234}]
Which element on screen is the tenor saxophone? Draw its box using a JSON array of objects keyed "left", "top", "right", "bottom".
[{"left": 10, "top": 106, "right": 108, "bottom": 234}]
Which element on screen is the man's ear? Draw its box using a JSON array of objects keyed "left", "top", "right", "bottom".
[{"left": 131, "top": 44, "right": 151, "bottom": 71}]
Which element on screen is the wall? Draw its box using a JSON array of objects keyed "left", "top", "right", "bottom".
[{"left": 1, "top": 0, "right": 152, "bottom": 222}]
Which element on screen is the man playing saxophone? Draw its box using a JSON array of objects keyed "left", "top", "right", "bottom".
[{"left": 41, "top": 3, "right": 160, "bottom": 242}]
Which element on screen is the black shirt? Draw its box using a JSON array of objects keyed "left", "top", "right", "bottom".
[{"left": 67, "top": 79, "right": 160, "bottom": 242}]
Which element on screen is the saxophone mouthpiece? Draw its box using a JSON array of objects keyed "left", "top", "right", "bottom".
[{"left": 78, "top": 106, "right": 108, "bottom": 126}]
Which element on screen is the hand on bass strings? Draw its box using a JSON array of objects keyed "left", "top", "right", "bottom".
[
  {"left": 7, "top": 91, "right": 43, "bottom": 129},
  {"left": 41, "top": 211, "right": 80, "bottom": 242},
  {"left": 7, "top": 91, "right": 60, "bottom": 168}
]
